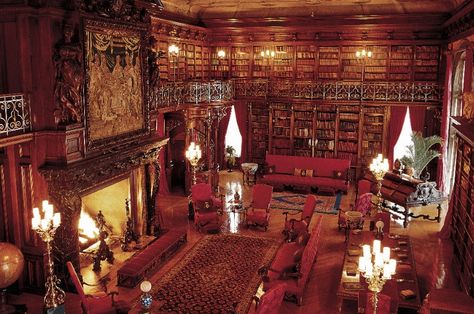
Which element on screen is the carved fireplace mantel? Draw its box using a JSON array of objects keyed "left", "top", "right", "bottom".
[{"left": 39, "top": 137, "right": 168, "bottom": 272}]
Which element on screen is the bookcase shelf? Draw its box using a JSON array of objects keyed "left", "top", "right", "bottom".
[
  {"left": 389, "top": 45, "right": 413, "bottom": 81},
  {"left": 296, "top": 45, "right": 316, "bottom": 80},
  {"left": 211, "top": 46, "right": 230, "bottom": 79},
  {"left": 248, "top": 101, "right": 269, "bottom": 164},
  {"left": 360, "top": 105, "right": 387, "bottom": 166},
  {"left": 269, "top": 102, "right": 293, "bottom": 155},
  {"left": 318, "top": 46, "right": 340, "bottom": 80},
  {"left": 364, "top": 46, "right": 388, "bottom": 81},
  {"left": 414, "top": 45, "right": 439, "bottom": 81},
  {"left": 273, "top": 45, "right": 294, "bottom": 79},
  {"left": 231, "top": 46, "right": 251, "bottom": 78},
  {"left": 315, "top": 104, "right": 336, "bottom": 158},
  {"left": 337, "top": 104, "right": 360, "bottom": 165},
  {"left": 451, "top": 129, "right": 474, "bottom": 297},
  {"left": 293, "top": 103, "right": 315, "bottom": 157},
  {"left": 341, "top": 46, "right": 362, "bottom": 80}
]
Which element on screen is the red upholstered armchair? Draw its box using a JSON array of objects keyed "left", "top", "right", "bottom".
[
  {"left": 282, "top": 194, "right": 317, "bottom": 241},
  {"left": 358, "top": 292, "right": 396, "bottom": 314},
  {"left": 245, "top": 184, "right": 273, "bottom": 231},
  {"left": 67, "top": 261, "right": 130, "bottom": 314},
  {"left": 253, "top": 283, "right": 286, "bottom": 314},
  {"left": 338, "top": 192, "right": 373, "bottom": 231},
  {"left": 191, "top": 183, "right": 223, "bottom": 231}
]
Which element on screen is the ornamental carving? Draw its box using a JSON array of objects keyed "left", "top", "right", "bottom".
[{"left": 75, "top": 0, "right": 149, "bottom": 23}]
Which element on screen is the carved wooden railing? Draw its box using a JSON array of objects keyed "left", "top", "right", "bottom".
[
  {"left": 153, "top": 79, "right": 441, "bottom": 108},
  {"left": 153, "top": 80, "right": 234, "bottom": 109},
  {"left": 233, "top": 79, "right": 442, "bottom": 103},
  {"left": 0, "top": 93, "right": 32, "bottom": 136}
]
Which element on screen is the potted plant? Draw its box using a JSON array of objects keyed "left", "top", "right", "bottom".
[
  {"left": 400, "top": 132, "right": 442, "bottom": 179},
  {"left": 225, "top": 145, "right": 236, "bottom": 172}
]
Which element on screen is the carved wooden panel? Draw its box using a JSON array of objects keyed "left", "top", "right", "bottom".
[{"left": 19, "top": 163, "right": 34, "bottom": 246}]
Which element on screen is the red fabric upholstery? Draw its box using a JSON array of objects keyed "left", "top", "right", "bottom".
[
  {"left": 338, "top": 193, "right": 373, "bottom": 229},
  {"left": 67, "top": 261, "right": 130, "bottom": 314},
  {"left": 255, "top": 283, "right": 286, "bottom": 314},
  {"left": 420, "top": 288, "right": 474, "bottom": 314},
  {"left": 357, "top": 180, "right": 371, "bottom": 199},
  {"left": 373, "top": 211, "right": 391, "bottom": 234},
  {"left": 283, "top": 195, "right": 317, "bottom": 238},
  {"left": 263, "top": 216, "right": 323, "bottom": 305},
  {"left": 191, "top": 183, "right": 222, "bottom": 231},
  {"left": 359, "top": 292, "right": 394, "bottom": 314},
  {"left": 246, "top": 184, "right": 273, "bottom": 230},
  {"left": 261, "top": 154, "right": 350, "bottom": 192}
]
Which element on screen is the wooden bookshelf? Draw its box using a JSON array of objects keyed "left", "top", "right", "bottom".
[
  {"left": 315, "top": 104, "right": 336, "bottom": 158},
  {"left": 293, "top": 103, "right": 315, "bottom": 157},
  {"left": 186, "top": 44, "right": 195, "bottom": 79},
  {"left": 359, "top": 105, "right": 387, "bottom": 166},
  {"left": 273, "top": 45, "right": 294, "bottom": 79},
  {"left": 341, "top": 46, "right": 362, "bottom": 80},
  {"left": 231, "top": 46, "right": 251, "bottom": 78},
  {"left": 269, "top": 102, "right": 292, "bottom": 155},
  {"left": 414, "top": 45, "right": 439, "bottom": 81},
  {"left": 389, "top": 45, "right": 413, "bottom": 81},
  {"left": 337, "top": 104, "right": 360, "bottom": 165},
  {"left": 248, "top": 101, "right": 269, "bottom": 164},
  {"left": 296, "top": 45, "right": 316, "bottom": 80},
  {"left": 210, "top": 46, "right": 230, "bottom": 79},
  {"left": 318, "top": 46, "right": 340, "bottom": 80},
  {"left": 202, "top": 46, "right": 210, "bottom": 80},
  {"left": 253, "top": 46, "right": 272, "bottom": 78},
  {"left": 157, "top": 39, "right": 169, "bottom": 81},
  {"left": 195, "top": 45, "right": 202, "bottom": 79},
  {"left": 451, "top": 125, "right": 474, "bottom": 297},
  {"left": 364, "top": 46, "right": 389, "bottom": 81}
]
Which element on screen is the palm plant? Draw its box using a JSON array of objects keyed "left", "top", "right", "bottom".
[{"left": 400, "top": 132, "right": 442, "bottom": 179}]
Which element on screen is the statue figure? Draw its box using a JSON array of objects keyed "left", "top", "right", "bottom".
[
  {"left": 53, "top": 23, "right": 83, "bottom": 125},
  {"left": 148, "top": 37, "right": 165, "bottom": 102}
]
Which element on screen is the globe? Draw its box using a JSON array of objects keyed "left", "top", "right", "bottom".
[{"left": 0, "top": 242, "right": 24, "bottom": 289}]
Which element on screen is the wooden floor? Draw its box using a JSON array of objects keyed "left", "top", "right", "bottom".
[{"left": 6, "top": 170, "right": 459, "bottom": 314}]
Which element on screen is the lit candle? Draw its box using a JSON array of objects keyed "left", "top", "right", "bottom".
[
  {"left": 358, "top": 256, "right": 366, "bottom": 272},
  {"left": 389, "top": 259, "right": 397, "bottom": 275},
  {"left": 42, "top": 200, "right": 49, "bottom": 210},
  {"left": 44, "top": 204, "right": 54, "bottom": 221},
  {"left": 383, "top": 247, "right": 390, "bottom": 262},
  {"left": 365, "top": 262, "right": 373, "bottom": 277},
  {"left": 373, "top": 239, "right": 381, "bottom": 254},
  {"left": 41, "top": 219, "right": 49, "bottom": 230},
  {"left": 375, "top": 252, "right": 384, "bottom": 268},
  {"left": 53, "top": 212, "right": 61, "bottom": 228},
  {"left": 32, "top": 216, "right": 39, "bottom": 229},
  {"left": 383, "top": 263, "right": 391, "bottom": 279},
  {"left": 363, "top": 244, "right": 371, "bottom": 258},
  {"left": 377, "top": 154, "right": 383, "bottom": 162}
]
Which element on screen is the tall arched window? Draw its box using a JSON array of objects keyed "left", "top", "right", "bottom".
[
  {"left": 445, "top": 51, "right": 466, "bottom": 192},
  {"left": 393, "top": 108, "right": 414, "bottom": 162},
  {"left": 224, "top": 106, "right": 242, "bottom": 157}
]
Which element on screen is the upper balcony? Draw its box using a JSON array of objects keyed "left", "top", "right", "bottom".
[{"left": 0, "top": 93, "right": 32, "bottom": 139}]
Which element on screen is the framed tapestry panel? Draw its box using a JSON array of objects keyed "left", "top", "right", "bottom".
[{"left": 84, "top": 20, "right": 149, "bottom": 148}]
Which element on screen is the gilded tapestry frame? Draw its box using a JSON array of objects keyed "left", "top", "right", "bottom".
[{"left": 83, "top": 19, "right": 149, "bottom": 151}]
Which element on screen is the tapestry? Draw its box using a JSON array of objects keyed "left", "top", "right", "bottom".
[
  {"left": 85, "top": 24, "right": 144, "bottom": 141},
  {"left": 139, "top": 234, "right": 280, "bottom": 313},
  {"left": 270, "top": 192, "right": 342, "bottom": 215}
]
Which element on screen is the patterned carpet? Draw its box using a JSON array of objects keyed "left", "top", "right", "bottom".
[
  {"left": 143, "top": 234, "right": 280, "bottom": 313},
  {"left": 270, "top": 192, "right": 342, "bottom": 215}
]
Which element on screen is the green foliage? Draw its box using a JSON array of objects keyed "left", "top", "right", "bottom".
[
  {"left": 401, "top": 132, "right": 442, "bottom": 178},
  {"left": 225, "top": 145, "right": 236, "bottom": 166}
]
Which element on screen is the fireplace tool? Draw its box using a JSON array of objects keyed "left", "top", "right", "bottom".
[
  {"left": 92, "top": 210, "right": 115, "bottom": 272},
  {"left": 121, "top": 198, "right": 140, "bottom": 251}
]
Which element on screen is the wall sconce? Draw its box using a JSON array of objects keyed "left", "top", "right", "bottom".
[
  {"left": 32, "top": 200, "right": 65, "bottom": 311},
  {"left": 168, "top": 44, "right": 179, "bottom": 56},
  {"left": 369, "top": 154, "right": 389, "bottom": 212},
  {"left": 217, "top": 49, "right": 226, "bottom": 59},
  {"left": 356, "top": 48, "right": 372, "bottom": 58},
  {"left": 260, "top": 49, "right": 275, "bottom": 58}
]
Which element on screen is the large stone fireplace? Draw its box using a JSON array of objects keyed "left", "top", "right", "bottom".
[{"left": 39, "top": 137, "right": 168, "bottom": 275}]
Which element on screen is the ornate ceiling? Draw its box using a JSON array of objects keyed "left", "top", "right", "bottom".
[{"left": 161, "top": 0, "right": 466, "bottom": 20}]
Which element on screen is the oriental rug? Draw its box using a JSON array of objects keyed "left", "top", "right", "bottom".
[
  {"left": 270, "top": 192, "right": 342, "bottom": 215},
  {"left": 141, "top": 234, "right": 280, "bottom": 313}
]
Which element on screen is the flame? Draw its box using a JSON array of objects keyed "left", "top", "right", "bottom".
[{"left": 78, "top": 210, "right": 99, "bottom": 244}]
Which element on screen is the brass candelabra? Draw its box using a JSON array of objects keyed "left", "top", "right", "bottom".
[
  {"left": 31, "top": 200, "right": 65, "bottom": 310},
  {"left": 369, "top": 154, "right": 389, "bottom": 212},
  {"left": 358, "top": 240, "right": 397, "bottom": 313},
  {"left": 185, "top": 141, "right": 202, "bottom": 185}
]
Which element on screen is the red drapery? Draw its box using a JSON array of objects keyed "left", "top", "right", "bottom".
[
  {"left": 388, "top": 106, "right": 408, "bottom": 167},
  {"left": 234, "top": 102, "right": 248, "bottom": 163},
  {"left": 157, "top": 113, "right": 170, "bottom": 195},
  {"left": 409, "top": 106, "right": 427, "bottom": 134},
  {"left": 218, "top": 108, "right": 231, "bottom": 169}
]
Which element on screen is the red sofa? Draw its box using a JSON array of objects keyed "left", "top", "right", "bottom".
[{"left": 260, "top": 154, "right": 350, "bottom": 193}]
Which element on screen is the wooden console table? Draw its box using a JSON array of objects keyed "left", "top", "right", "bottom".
[{"left": 363, "top": 173, "right": 447, "bottom": 227}]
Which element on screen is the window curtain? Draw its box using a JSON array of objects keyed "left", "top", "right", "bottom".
[
  {"left": 234, "top": 102, "right": 248, "bottom": 163},
  {"left": 218, "top": 109, "right": 231, "bottom": 169},
  {"left": 157, "top": 113, "right": 170, "bottom": 195},
  {"left": 437, "top": 53, "right": 453, "bottom": 196},
  {"left": 388, "top": 106, "right": 408, "bottom": 166},
  {"left": 409, "top": 106, "right": 426, "bottom": 134}
]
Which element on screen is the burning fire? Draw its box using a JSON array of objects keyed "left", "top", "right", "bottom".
[{"left": 78, "top": 210, "right": 99, "bottom": 244}]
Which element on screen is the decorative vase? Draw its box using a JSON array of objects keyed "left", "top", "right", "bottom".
[{"left": 139, "top": 280, "right": 153, "bottom": 310}]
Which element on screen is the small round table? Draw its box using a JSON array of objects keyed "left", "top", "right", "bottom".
[{"left": 241, "top": 163, "right": 258, "bottom": 185}]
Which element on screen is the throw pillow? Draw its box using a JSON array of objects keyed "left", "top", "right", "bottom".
[
  {"left": 305, "top": 169, "right": 314, "bottom": 177},
  {"left": 294, "top": 168, "right": 302, "bottom": 176},
  {"left": 333, "top": 170, "right": 347, "bottom": 179}
]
